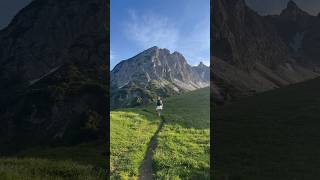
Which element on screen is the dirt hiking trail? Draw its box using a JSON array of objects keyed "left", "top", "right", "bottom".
[{"left": 139, "top": 117, "right": 165, "bottom": 180}]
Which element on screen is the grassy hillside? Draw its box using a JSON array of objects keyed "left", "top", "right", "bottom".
[
  {"left": 154, "top": 88, "right": 210, "bottom": 179},
  {"left": 215, "top": 77, "right": 320, "bottom": 179},
  {"left": 110, "top": 109, "right": 161, "bottom": 179},
  {"left": 162, "top": 87, "right": 210, "bottom": 129},
  {"left": 0, "top": 142, "right": 106, "bottom": 180},
  {"left": 110, "top": 87, "right": 210, "bottom": 179}
]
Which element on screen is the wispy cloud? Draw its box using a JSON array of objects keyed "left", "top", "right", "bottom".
[
  {"left": 110, "top": 50, "right": 114, "bottom": 61},
  {"left": 201, "top": 59, "right": 210, "bottom": 66},
  {"left": 179, "top": 17, "right": 210, "bottom": 66},
  {"left": 124, "top": 10, "right": 179, "bottom": 50},
  {"left": 110, "top": 50, "right": 117, "bottom": 68},
  {"left": 122, "top": 10, "right": 209, "bottom": 65}
]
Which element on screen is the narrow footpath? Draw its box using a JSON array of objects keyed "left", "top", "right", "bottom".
[{"left": 139, "top": 117, "right": 165, "bottom": 180}]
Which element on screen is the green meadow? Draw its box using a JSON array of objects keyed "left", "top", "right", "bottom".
[
  {"left": 110, "top": 87, "right": 210, "bottom": 179},
  {"left": 110, "top": 109, "right": 160, "bottom": 179}
]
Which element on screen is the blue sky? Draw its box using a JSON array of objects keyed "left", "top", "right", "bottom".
[{"left": 110, "top": 0, "right": 210, "bottom": 69}]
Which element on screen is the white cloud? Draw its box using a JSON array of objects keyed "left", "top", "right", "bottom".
[
  {"left": 124, "top": 10, "right": 179, "bottom": 51},
  {"left": 110, "top": 50, "right": 118, "bottom": 69},
  {"left": 202, "top": 59, "right": 210, "bottom": 66},
  {"left": 122, "top": 10, "right": 209, "bottom": 65},
  {"left": 178, "top": 17, "right": 210, "bottom": 65},
  {"left": 110, "top": 50, "right": 114, "bottom": 61}
]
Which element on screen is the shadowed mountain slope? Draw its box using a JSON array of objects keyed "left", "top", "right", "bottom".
[
  {"left": 212, "top": 0, "right": 320, "bottom": 104},
  {"left": 0, "top": 0, "right": 108, "bottom": 151}
]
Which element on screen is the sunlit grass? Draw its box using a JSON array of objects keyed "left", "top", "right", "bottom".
[
  {"left": 154, "top": 87, "right": 210, "bottom": 179},
  {"left": 110, "top": 109, "right": 160, "bottom": 179},
  {"left": 154, "top": 125, "right": 210, "bottom": 179},
  {"left": 110, "top": 87, "right": 210, "bottom": 179}
]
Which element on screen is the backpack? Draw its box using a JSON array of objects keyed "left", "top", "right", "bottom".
[{"left": 156, "top": 99, "right": 162, "bottom": 106}]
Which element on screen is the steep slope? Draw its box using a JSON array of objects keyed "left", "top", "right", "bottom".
[
  {"left": 212, "top": 0, "right": 319, "bottom": 103},
  {"left": 110, "top": 46, "right": 209, "bottom": 109},
  {"left": 192, "top": 62, "right": 210, "bottom": 82},
  {"left": 0, "top": 0, "right": 108, "bottom": 150},
  {"left": 215, "top": 77, "right": 320, "bottom": 179}
]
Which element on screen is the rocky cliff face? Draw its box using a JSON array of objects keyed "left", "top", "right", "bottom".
[
  {"left": 267, "top": 1, "right": 320, "bottom": 65},
  {"left": 111, "top": 46, "right": 209, "bottom": 91},
  {"left": 0, "top": 0, "right": 108, "bottom": 151},
  {"left": 212, "top": 0, "right": 320, "bottom": 104},
  {"left": 192, "top": 62, "right": 210, "bottom": 82},
  {"left": 110, "top": 46, "right": 209, "bottom": 109}
]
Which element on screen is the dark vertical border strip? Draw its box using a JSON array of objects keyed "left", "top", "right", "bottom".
[
  {"left": 210, "top": 0, "right": 216, "bottom": 179},
  {"left": 106, "top": 0, "right": 110, "bottom": 179}
]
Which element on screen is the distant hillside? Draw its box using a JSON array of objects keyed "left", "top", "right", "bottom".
[{"left": 110, "top": 46, "right": 209, "bottom": 109}]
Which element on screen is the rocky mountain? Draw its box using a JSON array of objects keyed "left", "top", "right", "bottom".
[
  {"left": 267, "top": 1, "right": 320, "bottom": 65},
  {"left": 212, "top": 0, "right": 320, "bottom": 104},
  {"left": 192, "top": 62, "right": 210, "bottom": 82},
  {"left": 110, "top": 46, "right": 209, "bottom": 109},
  {"left": 0, "top": 0, "right": 108, "bottom": 151}
]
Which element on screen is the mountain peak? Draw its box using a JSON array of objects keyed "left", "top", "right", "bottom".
[
  {"left": 111, "top": 47, "right": 210, "bottom": 108},
  {"left": 198, "top": 61, "right": 207, "bottom": 67},
  {"left": 172, "top": 51, "right": 183, "bottom": 56},
  {"left": 144, "top": 46, "right": 159, "bottom": 53},
  {"left": 150, "top": 46, "right": 159, "bottom": 50},
  {"left": 143, "top": 46, "right": 172, "bottom": 55},
  {"left": 287, "top": 0, "right": 298, "bottom": 9},
  {"left": 280, "top": 0, "right": 310, "bottom": 19}
]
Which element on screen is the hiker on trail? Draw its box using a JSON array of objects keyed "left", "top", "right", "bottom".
[{"left": 156, "top": 97, "right": 163, "bottom": 117}]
